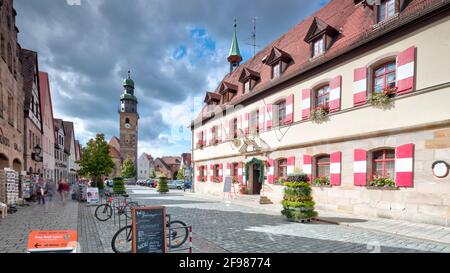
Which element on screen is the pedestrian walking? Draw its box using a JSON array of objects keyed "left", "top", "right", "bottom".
[
  {"left": 36, "top": 179, "right": 47, "bottom": 205},
  {"left": 58, "top": 180, "right": 66, "bottom": 203},
  {"left": 47, "top": 180, "right": 55, "bottom": 202},
  {"left": 63, "top": 180, "right": 71, "bottom": 201}
]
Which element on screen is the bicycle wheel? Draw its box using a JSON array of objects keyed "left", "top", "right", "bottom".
[
  {"left": 111, "top": 225, "right": 133, "bottom": 253},
  {"left": 94, "top": 204, "right": 112, "bottom": 222},
  {"left": 124, "top": 202, "right": 139, "bottom": 219},
  {"left": 167, "top": 220, "right": 189, "bottom": 248}
]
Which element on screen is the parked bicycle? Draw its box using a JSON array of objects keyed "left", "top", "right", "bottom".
[
  {"left": 94, "top": 193, "right": 139, "bottom": 222},
  {"left": 111, "top": 215, "right": 189, "bottom": 253}
]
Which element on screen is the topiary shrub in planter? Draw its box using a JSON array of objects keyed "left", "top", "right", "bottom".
[
  {"left": 281, "top": 173, "right": 318, "bottom": 222},
  {"left": 113, "top": 177, "right": 126, "bottom": 195},
  {"left": 157, "top": 177, "right": 169, "bottom": 194}
]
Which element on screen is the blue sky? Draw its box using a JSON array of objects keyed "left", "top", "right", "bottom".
[{"left": 14, "top": 0, "right": 327, "bottom": 158}]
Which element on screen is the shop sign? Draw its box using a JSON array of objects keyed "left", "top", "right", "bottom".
[
  {"left": 27, "top": 230, "right": 78, "bottom": 253},
  {"left": 87, "top": 187, "right": 100, "bottom": 205},
  {"left": 432, "top": 161, "right": 449, "bottom": 178}
]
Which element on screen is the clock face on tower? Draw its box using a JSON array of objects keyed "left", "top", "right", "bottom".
[{"left": 125, "top": 123, "right": 131, "bottom": 129}]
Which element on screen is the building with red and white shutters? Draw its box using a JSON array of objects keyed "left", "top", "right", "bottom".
[{"left": 191, "top": 0, "right": 450, "bottom": 226}]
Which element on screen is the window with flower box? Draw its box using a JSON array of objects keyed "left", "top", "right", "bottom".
[
  {"left": 315, "top": 85, "right": 330, "bottom": 108},
  {"left": 232, "top": 163, "right": 239, "bottom": 177},
  {"left": 213, "top": 164, "right": 220, "bottom": 182},
  {"left": 316, "top": 155, "right": 330, "bottom": 179},
  {"left": 373, "top": 61, "right": 396, "bottom": 94},
  {"left": 277, "top": 158, "right": 287, "bottom": 179},
  {"left": 372, "top": 149, "right": 395, "bottom": 181}
]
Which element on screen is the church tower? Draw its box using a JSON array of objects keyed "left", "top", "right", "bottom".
[
  {"left": 119, "top": 70, "right": 139, "bottom": 167},
  {"left": 227, "top": 19, "right": 243, "bottom": 74}
]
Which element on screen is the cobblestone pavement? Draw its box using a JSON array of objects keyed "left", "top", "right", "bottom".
[
  {"left": 0, "top": 199, "right": 78, "bottom": 253},
  {"left": 77, "top": 203, "right": 104, "bottom": 253},
  {"left": 89, "top": 186, "right": 450, "bottom": 253}
]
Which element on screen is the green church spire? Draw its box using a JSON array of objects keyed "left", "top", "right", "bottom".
[{"left": 227, "top": 19, "right": 243, "bottom": 73}]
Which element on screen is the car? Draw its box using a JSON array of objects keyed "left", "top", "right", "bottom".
[
  {"left": 147, "top": 179, "right": 158, "bottom": 188},
  {"left": 168, "top": 180, "right": 185, "bottom": 190}
]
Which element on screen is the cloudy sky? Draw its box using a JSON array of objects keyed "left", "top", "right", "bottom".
[{"left": 14, "top": 0, "right": 327, "bottom": 157}]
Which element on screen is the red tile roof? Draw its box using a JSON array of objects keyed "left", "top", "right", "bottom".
[{"left": 194, "top": 0, "right": 444, "bottom": 125}]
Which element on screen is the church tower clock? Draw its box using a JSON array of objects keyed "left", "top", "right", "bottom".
[{"left": 119, "top": 71, "right": 139, "bottom": 167}]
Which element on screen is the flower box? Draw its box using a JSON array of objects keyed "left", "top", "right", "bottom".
[{"left": 366, "top": 186, "right": 399, "bottom": 191}]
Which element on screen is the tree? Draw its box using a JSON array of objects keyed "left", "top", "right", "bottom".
[
  {"left": 77, "top": 134, "right": 115, "bottom": 189},
  {"left": 177, "top": 168, "right": 185, "bottom": 180},
  {"left": 122, "top": 159, "right": 137, "bottom": 179},
  {"left": 157, "top": 176, "right": 169, "bottom": 194},
  {"left": 150, "top": 170, "right": 157, "bottom": 179}
]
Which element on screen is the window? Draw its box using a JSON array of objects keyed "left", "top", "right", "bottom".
[
  {"left": 378, "top": 0, "right": 396, "bottom": 22},
  {"left": 213, "top": 165, "right": 219, "bottom": 181},
  {"left": 244, "top": 80, "right": 251, "bottom": 94},
  {"left": 272, "top": 62, "right": 281, "bottom": 79},
  {"left": 232, "top": 163, "right": 239, "bottom": 177},
  {"left": 0, "top": 35, "right": 5, "bottom": 62},
  {"left": 312, "top": 37, "right": 324, "bottom": 58},
  {"left": 372, "top": 149, "right": 395, "bottom": 180},
  {"left": 250, "top": 110, "right": 259, "bottom": 134},
  {"left": 316, "top": 155, "right": 330, "bottom": 179},
  {"left": 199, "top": 166, "right": 205, "bottom": 180},
  {"left": 233, "top": 118, "right": 238, "bottom": 139},
  {"left": 315, "top": 85, "right": 330, "bottom": 108},
  {"left": 277, "top": 101, "right": 286, "bottom": 126},
  {"left": 7, "top": 43, "right": 11, "bottom": 71},
  {"left": 277, "top": 159, "right": 288, "bottom": 179},
  {"left": 7, "top": 96, "right": 13, "bottom": 125},
  {"left": 373, "top": 61, "right": 396, "bottom": 94}
]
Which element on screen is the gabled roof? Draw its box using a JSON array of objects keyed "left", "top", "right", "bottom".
[
  {"left": 204, "top": 92, "right": 221, "bottom": 104},
  {"left": 109, "top": 146, "right": 121, "bottom": 159},
  {"left": 109, "top": 136, "right": 121, "bottom": 152},
  {"left": 192, "top": 0, "right": 441, "bottom": 127},
  {"left": 263, "top": 47, "right": 292, "bottom": 66},
  {"left": 54, "top": 119, "right": 65, "bottom": 135},
  {"left": 238, "top": 68, "right": 261, "bottom": 83},
  {"left": 219, "top": 81, "right": 238, "bottom": 95},
  {"left": 304, "top": 16, "right": 339, "bottom": 43}
]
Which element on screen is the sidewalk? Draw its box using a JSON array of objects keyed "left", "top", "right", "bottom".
[{"left": 185, "top": 192, "right": 450, "bottom": 246}]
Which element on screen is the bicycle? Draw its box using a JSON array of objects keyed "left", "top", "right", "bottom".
[
  {"left": 94, "top": 193, "right": 138, "bottom": 222},
  {"left": 111, "top": 216, "right": 189, "bottom": 253}
]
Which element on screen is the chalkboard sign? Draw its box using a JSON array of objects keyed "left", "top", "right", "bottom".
[
  {"left": 224, "top": 176, "right": 232, "bottom": 193},
  {"left": 132, "top": 206, "right": 166, "bottom": 253}
]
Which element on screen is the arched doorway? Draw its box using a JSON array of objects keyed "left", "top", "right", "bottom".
[
  {"left": 12, "top": 159, "right": 22, "bottom": 173},
  {"left": 245, "top": 158, "right": 264, "bottom": 195},
  {"left": 0, "top": 153, "right": 9, "bottom": 170}
]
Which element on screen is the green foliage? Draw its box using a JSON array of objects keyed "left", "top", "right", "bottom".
[
  {"left": 285, "top": 173, "right": 309, "bottom": 183},
  {"left": 113, "top": 177, "right": 126, "bottom": 194},
  {"left": 157, "top": 177, "right": 169, "bottom": 193},
  {"left": 310, "top": 105, "right": 330, "bottom": 123},
  {"left": 77, "top": 134, "right": 115, "bottom": 186},
  {"left": 244, "top": 158, "right": 265, "bottom": 184},
  {"left": 150, "top": 170, "right": 157, "bottom": 179},
  {"left": 369, "top": 176, "right": 396, "bottom": 188},
  {"left": 121, "top": 159, "right": 137, "bottom": 179},
  {"left": 368, "top": 93, "right": 392, "bottom": 107},
  {"left": 177, "top": 168, "right": 185, "bottom": 180},
  {"left": 313, "top": 176, "right": 330, "bottom": 186},
  {"left": 282, "top": 173, "right": 317, "bottom": 221}
]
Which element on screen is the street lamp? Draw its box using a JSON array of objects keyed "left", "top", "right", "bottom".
[{"left": 32, "top": 144, "right": 43, "bottom": 162}]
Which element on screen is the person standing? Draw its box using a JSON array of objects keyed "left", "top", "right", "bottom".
[
  {"left": 63, "top": 180, "right": 70, "bottom": 202},
  {"left": 58, "top": 180, "right": 65, "bottom": 203}
]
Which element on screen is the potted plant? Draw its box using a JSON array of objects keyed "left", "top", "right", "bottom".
[
  {"left": 239, "top": 184, "right": 247, "bottom": 194},
  {"left": 368, "top": 86, "right": 398, "bottom": 107},
  {"left": 281, "top": 173, "right": 318, "bottom": 222},
  {"left": 232, "top": 176, "right": 239, "bottom": 184},
  {"left": 313, "top": 176, "right": 331, "bottom": 187},
  {"left": 369, "top": 175, "right": 397, "bottom": 189},
  {"left": 274, "top": 177, "right": 284, "bottom": 185},
  {"left": 310, "top": 104, "right": 330, "bottom": 123}
]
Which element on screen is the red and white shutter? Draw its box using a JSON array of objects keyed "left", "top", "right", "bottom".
[
  {"left": 243, "top": 113, "right": 250, "bottom": 136},
  {"left": 395, "top": 143, "right": 415, "bottom": 187},
  {"left": 287, "top": 156, "right": 295, "bottom": 175},
  {"left": 286, "top": 94, "right": 294, "bottom": 124},
  {"left": 217, "top": 124, "right": 222, "bottom": 143},
  {"left": 354, "top": 149, "right": 367, "bottom": 186},
  {"left": 397, "top": 46, "right": 416, "bottom": 95},
  {"left": 268, "top": 159, "right": 275, "bottom": 184},
  {"left": 209, "top": 127, "right": 214, "bottom": 145},
  {"left": 266, "top": 104, "right": 273, "bottom": 130},
  {"left": 226, "top": 163, "right": 231, "bottom": 177},
  {"left": 303, "top": 155, "right": 312, "bottom": 183},
  {"left": 203, "top": 130, "right": 207, "bottom": 146},
  {"left": 353, "top": 67, "right": 367, "bottom": 106},
  {"left": 301, "top": 89, "right": 311, "bottom": 120},
  {"left": 218, "top": 164, "right": 223, "bottom": 182},
  {"left": 209, "top": 164, "right": 214, "bottom": 182},
  {"left": 238, "top": 162, "right": 244, "bottom": 183},
  {"left": 203, "top": 165, "right": 207, "bottom": 182},
  {"left": 259, "top": 106, "right": 265, "bottom": 132},
  {"left": 237, "top": 115, "right": 242, "bottom": 137},
  {"left": 330, "top": 152, "right": 342, "bottom": 186},
  {"left": 329, "top": 76, "right": 342, "bottom": 112},
  {"left": 196, "top": 166, "right": 201, "bottom": 181}
]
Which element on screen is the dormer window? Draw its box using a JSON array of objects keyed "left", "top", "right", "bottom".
[
  {"left": 264, "top": 47, "right": 292, "bottom": 80},
  {"left": 378, "top": 0, "right": 396, "bottom": 22},
  {"left": 304, "top": 17, "right": 339, "bottom": 59},
  {"left": 219, "top": 81, "right": 238, "bottom": 104},
  {"left": 204, "top": 92, "right": 221, "bottom": 106},
  {"left": 239, "top": 68, "right": 260, "bottom": 94},
  {"left": 272, "top": 62, "right": 281, "bottom": 79},
  {"left": 312, "top": 37, "right": 324, "bottom": 58}
]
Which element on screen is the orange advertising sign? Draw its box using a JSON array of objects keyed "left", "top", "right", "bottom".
[{"left": 27, "top": 230, "right": 78, "bottom": 253}]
